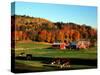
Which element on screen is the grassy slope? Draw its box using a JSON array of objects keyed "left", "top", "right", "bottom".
[
  {"left": 15, "top": 42, "right": 97, "bottom": 59},
  {"left": 13, "top": 42, "right": 97, "bottom": 72}
]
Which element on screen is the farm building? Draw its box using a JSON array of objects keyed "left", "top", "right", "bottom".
[
  {"left": 52, "top": 40, "right": 91, "bottom": 50},
  {"left": 77, "top": 40, "right": 91, "bottom": 49},
  {"left": 52, "top": 43, "right": 66, "bottom": 49}
]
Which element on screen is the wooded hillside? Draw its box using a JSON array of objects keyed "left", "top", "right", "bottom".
[{"left": 11, "top": 15, "right": 97, "bottom": 43}]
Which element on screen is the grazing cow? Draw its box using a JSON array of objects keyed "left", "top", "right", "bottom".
[
  {"left": 51, "top": 58, "right": 61, "bottom": 65},
  {"left": 60, "top": 58, "right": 70, "bottom": 68},
  {"left": 51, "top": 58, "right": 70, "bottom": 68},
  {"left": 60, "top": 61, "right": 70, "bottom": 68}
]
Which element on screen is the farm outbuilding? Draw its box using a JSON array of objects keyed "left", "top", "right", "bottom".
[
  {"left": 77, "top": 40, "right": 91, "bottom": 49},
  {"left": 52, "top": 43, "right": 66, "bottom": 49},
  {"left": 52, "top": 40, "right": 91, "bottom": 50}
]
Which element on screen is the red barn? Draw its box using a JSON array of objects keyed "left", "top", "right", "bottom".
[{"left": 52, "top": 43, "right": 66, "bottom": 49}]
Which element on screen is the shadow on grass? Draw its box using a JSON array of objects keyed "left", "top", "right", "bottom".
[
  {"left": 12, "top": 56, "right": 97, "bottom": 73},
  {"left": 12, "top": 60, "right": 62, "bottom": 73},
  {"left": 15, "top": 56, "right": 97, "bottom": 66}
]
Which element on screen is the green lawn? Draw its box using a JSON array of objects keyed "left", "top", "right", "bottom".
[
  {"left": 15, "top": 42, "right": 97, "bottom": 59},
  {"left": 15, "top": 42, "right": 50, "bottom": 49},
  {"left": 13, "top": 42, "right": 97, "bottom": 73}
]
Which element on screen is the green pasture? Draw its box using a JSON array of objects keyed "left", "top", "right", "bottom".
[
  {"left": 13, "top": 42, "right": 97, "bottom": 72},
  {"left": 15, "top": 42, "right": 97, "bottom": 59}
]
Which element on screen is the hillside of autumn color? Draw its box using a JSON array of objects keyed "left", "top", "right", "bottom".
[{"left": 11, "top": 15, "right": 97, "bottom": 43}]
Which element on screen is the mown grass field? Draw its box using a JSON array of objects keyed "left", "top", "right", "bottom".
[{"left": 13, "top": 42, "right": 97, "bottom": 73}]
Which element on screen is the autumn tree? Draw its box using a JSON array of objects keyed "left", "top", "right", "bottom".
[
  {"left": 51, "top": 31, "right": 56, "bottom": 43},
  {"left": 72, "top": 30, "right": 80, "bottom": 41},
  {"left": 38, "top": 30, "right": 47, "bottom": 42},
  {"left": 46, "top": 31, "right": 52, "bottom": 43},
  {"left": 55, "top": 30, "right": 64, "bottom": 42}
]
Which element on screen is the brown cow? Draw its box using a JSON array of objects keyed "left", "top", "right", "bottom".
[{"left": 51, "top": 58, "right": 71, "bottom": 68}]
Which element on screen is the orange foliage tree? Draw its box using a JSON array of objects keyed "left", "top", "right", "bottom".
[{"left": 38, "top": 30, "right": 47, "bottom": 42}]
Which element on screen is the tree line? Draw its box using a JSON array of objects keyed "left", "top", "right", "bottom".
[{"left": 11, "top": 15, "right": 97, "bottom": 43}]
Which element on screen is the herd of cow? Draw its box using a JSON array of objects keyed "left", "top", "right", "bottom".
[{"left": 50, "top": 58, "right": 70, "bottom": 69}]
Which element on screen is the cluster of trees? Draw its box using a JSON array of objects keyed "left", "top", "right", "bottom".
[{"left": 11, "top": 15, "right": 97, "bottom": 43}]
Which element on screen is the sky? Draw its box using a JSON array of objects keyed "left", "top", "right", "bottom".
[{"left": 11, "top": 2, "right": 97, "bottom": 28}]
